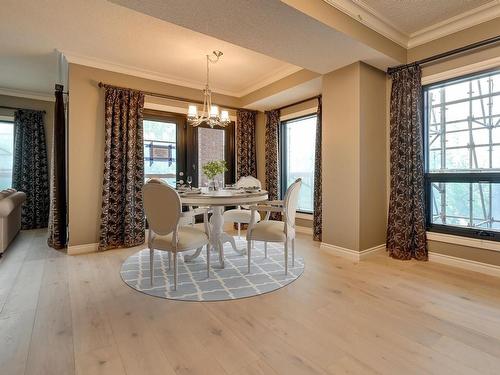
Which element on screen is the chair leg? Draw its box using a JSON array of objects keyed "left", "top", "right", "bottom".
[
  {"left": 292, "top": 238, "right": 295, "bottom": 267},
  {"left": 284, "top": 240, "right": 288, "bottom": 275},
  {"left": 149, "top": 247, "right": 154, "bottom": 286},
  {"left": 206, "top": 244, "right": 210, "bottom": 278},
  {"left": 264, "top": 242, "right": 267, "bottom": 258},
  {"left": 247, "top": 239, "right": 251, "bottom": 273},
  {"left": 237, "top": 222, "right": 241, "bottom": 238},
  {"left": 168, "top": 252, "right": 172, "bottom": 270},
  {"left": 173, "top": 252, "right": 178, "bottom": 291}
]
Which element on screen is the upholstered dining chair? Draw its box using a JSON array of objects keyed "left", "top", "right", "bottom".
[
  {"left": 142, "top": 179, "right": 211, "bottom": 290},
  {"left": 246, "top": 178, "right": 302, "bottom": 275},
  {"left": 223, "top": 176, "right": 262, "bottom": 238}
]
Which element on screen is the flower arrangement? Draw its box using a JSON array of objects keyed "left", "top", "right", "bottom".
[{"left": 202, "top": 160, "right": 227, "bottom": 180}]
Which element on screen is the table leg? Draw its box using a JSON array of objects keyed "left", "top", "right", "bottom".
[{"left": 210, "top": 206, "right": 225, "bottom": 268}]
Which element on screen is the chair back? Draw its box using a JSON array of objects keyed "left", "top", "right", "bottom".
[
  {"left": 284, "top": 178, "right": 302, "bottom": 227},
  {"left": 236, "top": 176, "right": 262, "bottom": 189},
  {"left": 142, "top": 180, "right": 181, "bottom": 236}
]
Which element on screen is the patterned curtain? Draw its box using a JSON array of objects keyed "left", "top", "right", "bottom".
[
  {"left": 236, "top": 109, "right": 257, "bottom": 179},
  {"left": 265, "top": 109, "right": 280, "bottom": 220},
  {"left": 98, "top": 86, "right": 145, "bottom": 251},
  {"left": 48, "top": 87, "right": 67, "bottom": 249},
  {"left": 12, "top": 110, "right": 49, "bottom": 229},
  {"left": 387, "top": 66, "right": 427, "bottom": 260},
  {"left": 313, "top": 97, "right": 322, "bottom": 241}
]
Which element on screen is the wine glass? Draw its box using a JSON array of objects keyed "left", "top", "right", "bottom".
[{"left": 187, "top": 176, "right": 192, "bottom": 190}]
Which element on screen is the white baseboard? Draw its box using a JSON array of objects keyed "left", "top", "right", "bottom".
[
  {"left": 428, "top": 252, "right": 500, "bottom": 278},
  {"left": 68, "top": 243, "right": 98, "bottom": 255},
  {"left": 320, "top": 242, "right": 386, "bottom": 261}
]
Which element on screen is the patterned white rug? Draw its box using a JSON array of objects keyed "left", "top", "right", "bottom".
[{"left": 120, "top": 238, "right": 304, "bottom": 301}]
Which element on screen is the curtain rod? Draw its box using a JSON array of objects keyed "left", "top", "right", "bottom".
[
  {"left": 387, "top": 35, "right": 500, "bottom": 74},
  {"left": 277, "top": 95, "right": 321, "bottom": 111},
  {"left": 0, "top": 105, "right": 46, "bottom": 114},
  {"left": 97, "top": 82, "right": 241, "bottom": 111}
]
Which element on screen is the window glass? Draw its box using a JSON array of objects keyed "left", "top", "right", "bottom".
[
  {"left": 143, "top": 119, "right": 177, "bottom": 187},
  {"left": 0, "top": 121, "right": 14, "bottom": 190},
  {"left": 425, "top": 69, "right": 500, "bottom": 237},
  {"left": 282, "top": 115, "right": 316, "bottom": 213}
]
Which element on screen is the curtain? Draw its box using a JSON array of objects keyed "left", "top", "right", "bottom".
[
  {"left": 236, "top": 109, "right": 257, "bottom": 179},
  {"left": 47, "top": 87, "right": 67, "bottom": 249},
  {"left": 387, "top": 66, "right": 427, "bottom": 260},
  {"left": 98, "top": 86, "right": 145, "bottom": 251},
  {"left": 313, "top": 97, "right": 322, "bottom": 241},
  {"left": 265, "top": 109, "right": 280, "bottom": 220},
  {"left": 12, "top": 110, "right": 49, "bottom": 229}
]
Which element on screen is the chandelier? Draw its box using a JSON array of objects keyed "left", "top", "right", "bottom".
[{"left": 187, "top": 51, "right": 230, "bottom": 128}]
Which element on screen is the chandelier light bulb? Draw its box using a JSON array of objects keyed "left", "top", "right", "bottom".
[{"left": 188, "top": 104, "right": 198, "bottom": 119}]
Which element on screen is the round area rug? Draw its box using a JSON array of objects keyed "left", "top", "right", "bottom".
[{"left": 120, "top": 238, "right": 304, "bottom": 301}]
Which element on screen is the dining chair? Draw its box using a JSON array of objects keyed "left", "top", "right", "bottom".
[
  {"left": 246, "top": 178, "right": 302, "bottom": 275},
  {"left": 223, "top": 176, "right": 262, "bottom": 238},
  {"left": 142, "top": 179, "right": 211, "bottom": 290}
]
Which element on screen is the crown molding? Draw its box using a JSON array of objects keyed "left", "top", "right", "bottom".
[
  {"left": 408, "top": 1, "right": 500, "bottom": 48},
  {"left": 62, "top": 50, "right": 301, "bottom": 99},
  {"left": 322, "top": 0, "right": 408, "bottom": 47},
  {"left": 237, "top": 65, "right": 303, "bottom": 97},
  {"left": 0, "top": 87, "right": 54, "bottom": 102},
  {"left": 322, "top": 0, "right": 500, "bottom": 49}
]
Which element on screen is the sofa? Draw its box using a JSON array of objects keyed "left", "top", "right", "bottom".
[{"left": 0, "top": 189, "right": 26, "bottom": 254}]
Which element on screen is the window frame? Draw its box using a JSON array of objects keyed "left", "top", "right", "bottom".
[
  {"left": 279, "top": 113, "right": 317, "bottom": 214},
  {"left": 423, "top": 68, "right": 500, "bottom": 242}
]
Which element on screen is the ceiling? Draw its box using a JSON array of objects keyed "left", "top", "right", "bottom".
[
  {"left": 0, "top": 0, "right": 301, "bottom": 96},
  {"left": 109, "top": 0, "right": 396, "bottom": 74}
]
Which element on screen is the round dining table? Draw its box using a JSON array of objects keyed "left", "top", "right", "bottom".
[{"left": 180, "top": 188, "right": 268, "bottom": 268}]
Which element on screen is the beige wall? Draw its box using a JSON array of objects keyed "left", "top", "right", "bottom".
[
  {"left": 359, "top": 63, "right": 387, "bottom": 250},
  {"left": 0, "top": 94, "right": 54, "bottom": 176},
  {"left": 322, "top": 63, "right": 361, "bottom": 250},
  {"left": 322, "top": 62, "right": 387, "bottom": 251},
  {"left": 67, "top": 63, "right": 239, "bottom": 246}
]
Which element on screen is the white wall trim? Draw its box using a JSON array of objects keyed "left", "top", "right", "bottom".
[
  {"left": 322, "top": 0, "right": 408, "bottom": 47},
  {"left": 422, "top": 56, "right": 500, "bottom": 85},
  {"left": 0, "top": 87, "right": 54, "bottom": 102},
  {"left": 322, "top": 0, "right": 500, "bottom": 49},
  {"left": 428, "top": 252, "right": 500, "bottom": 278},
  {"left": 408, "top": 1, "right": 500, "bottom": 48},
  {"left": 68, "top": 243, "right": 98, "bottom": 255},
  {"left": 62, "top": 50, "right": 300, "bottom": 98},
  {"left": 0, "top": 115, "right": 14, "bottom": 122},
  {"left": 427, "top": 232, "right": 500, "bottom": 252},
  {"left": 320, "top": 242, "right": 386, "bottom": 261}
]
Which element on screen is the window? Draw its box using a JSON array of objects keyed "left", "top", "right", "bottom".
[
  {"left": 280, "top": 114, "right": 316, "bottom": 213},
  {"left": 424, "top": 69, "right": 500, "bottom": 241},
  {"left": 186, "top": 122, "right": 235, "bottom": 188},
  {"left": 0, "top": 121, "right": 14, "bottom": 190},
  {"left": 143, "top": 117, "right": 178, "bottom": 187}
]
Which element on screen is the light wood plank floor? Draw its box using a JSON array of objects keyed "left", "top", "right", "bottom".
[{"left": 1, "top": 229, "right": 500, "bottom": 374}]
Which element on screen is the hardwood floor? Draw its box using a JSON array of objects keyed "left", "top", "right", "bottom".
[{"left": 1, "top": 229, "right": 500, "bottom": 374}]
